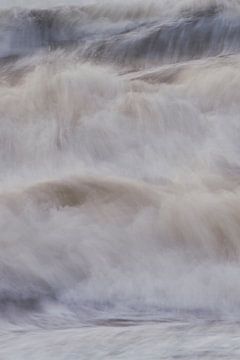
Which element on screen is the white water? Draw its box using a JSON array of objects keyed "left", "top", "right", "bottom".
[{"left": 1, "top": 0, "right": 240, "bottom": 358}]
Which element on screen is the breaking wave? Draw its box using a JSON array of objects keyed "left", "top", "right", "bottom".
[{"left": 1, "top": 0, "right": 240, "bottom": 327}]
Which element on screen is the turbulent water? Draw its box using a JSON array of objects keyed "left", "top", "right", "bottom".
[{"left": 2, "top": 0, "right": 240, "bottom": 358}]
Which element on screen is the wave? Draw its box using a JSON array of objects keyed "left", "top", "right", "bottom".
[
  {"left": 0, "top": 174, "right": 240, "bottom": 320},
  {"left": 1, "top": 2, "right": 240, "bottom": 63},
  {"left": 0, "top": 176, "right": 158, "bottom": 315},
  {"left": 1, "top": 54, "right": 240, "bottom": 179},
  {"left": 2, "top": 0, "right": 240, "bottom": 326}
]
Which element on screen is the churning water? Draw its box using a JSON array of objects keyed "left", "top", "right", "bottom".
[{"left": 1, "top": 0, "right": 240, "bottom": 358}]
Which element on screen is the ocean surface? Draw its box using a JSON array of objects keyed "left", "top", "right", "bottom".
[{"left": 1, "top": 0, "right": 240, "bottom": 358}]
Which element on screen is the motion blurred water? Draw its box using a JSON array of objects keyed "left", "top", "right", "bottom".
[{"left": 1, "top": 0, "right": 240, "bottom": 358}]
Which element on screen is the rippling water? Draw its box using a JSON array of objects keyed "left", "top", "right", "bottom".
[{"left": 1, "top": 0, "right": 240, "bottom": 358}]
